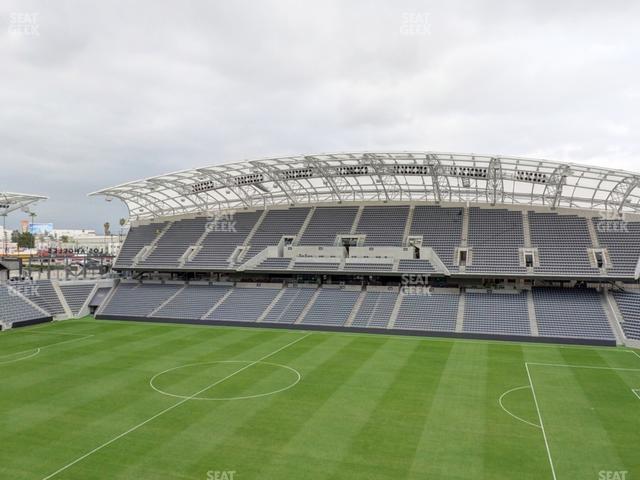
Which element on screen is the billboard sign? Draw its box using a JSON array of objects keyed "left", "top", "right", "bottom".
[{"left": 28, "top": 223, "right": 53, "bottom": 235}]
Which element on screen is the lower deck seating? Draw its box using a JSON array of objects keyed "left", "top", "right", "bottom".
[
  {"left": 59, "top": 283, "right": 95, "bottom": 315},
  {"left": 30, "top": 280, "right": 66, "bottom": 316},
  {"left": 533, "top": 288, "right": 614, "bottom": 340},
  {"left": 0, "top": 284, "right": 48, "bottom": 324},
  {"left": 351, "top": 291, "right": 396, "bottom": 328},
  {"left": 612, "top": 291, "right": 640, "bottom": 340},
  {"left": 205, "top": 287, "right": 280, "bottom": 322},
  {"left": 463, "top": 292, "right": 530, "bottom": 335},
  {"left": 101, "top": 283, "right": 182, "bottom": 317},
  {"left": 152, "top": 284, "right": 231, "bottom": 320},
  {"left": 95, "top": 282, "right": 621, "bottom": 344},
  {"left": 300, "top": 289, "right": 360, "bottom": 326},
  {"left": 263, "top": 287, "right": 316, "bottom": 323},
  {"left": 394, "top": 292, "right": 459, "bottom": 331}
]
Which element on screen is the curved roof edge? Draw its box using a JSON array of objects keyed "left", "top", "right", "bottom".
[
  {"left": 89, "top": 151, "right": 640, "bottom": 221},
  {"left": 0, "top": 192, "right": 48, "bottom": 216}
]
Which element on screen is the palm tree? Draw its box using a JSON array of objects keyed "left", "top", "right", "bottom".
[
  {"left": 103, "top": 222, "right": 110, "bottom": 236},
  {"left": 119, "top": 217, "right": 126, "bottom": 241}
]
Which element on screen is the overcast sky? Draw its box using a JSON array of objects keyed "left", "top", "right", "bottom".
[{"left": 1, "top": 0, "right": 639, "bottom": 232}]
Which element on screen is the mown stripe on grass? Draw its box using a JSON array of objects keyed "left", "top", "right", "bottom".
[
  {"left": 103, "top": 332, "right": 331, "bottom": 479},
  {"left": 406, "top": 341, "right": 488, "bottom": 479},
  {"left": 314, "top": 340, "right": 454, "bottom": 480},
  {"left": 558, "top": 349, "right": 638, "bottom": 477},
  {"left": 168, "top": 335, "right": 388, "bottom": 480},
  {"left": 4, "top": 328, "right": 292, "bottom": 479},
  {"left": 484, "top": 344, "right": 546, "bottom": 480}
]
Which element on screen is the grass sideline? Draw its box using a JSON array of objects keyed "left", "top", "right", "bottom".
[{"left": 0, "top": 317, "right": 638, "bottom": 480}]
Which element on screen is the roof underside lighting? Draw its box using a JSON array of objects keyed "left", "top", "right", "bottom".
[{"left": 87, "top": 151, "right": 640, "bottom": 220}]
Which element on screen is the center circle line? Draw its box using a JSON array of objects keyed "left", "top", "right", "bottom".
[{"left": 149, "top": 360, "right": 302, "bottom": 401}]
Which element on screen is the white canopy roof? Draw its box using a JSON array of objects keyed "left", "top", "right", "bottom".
[
  {"left": 90, "top": 152, "right": 640, "bottom": 221},
  {"left": 0, "top": 192, "right": 47, "bottom": 216}
]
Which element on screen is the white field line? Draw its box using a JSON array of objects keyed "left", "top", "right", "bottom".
[
  {"left": 525, "top": 363, "right": 557, "bottom": 480},
  {"left": 0, "top": 335, "right": 94, "bottom": 366},
  {"left": 630, "top": 350, "right": 640, "bottom": 360},
  {"left": 0, "top": 348, "right": 41, "bottom": 364},
  {"left": 632, "top": 389, "right": 640, "bottom": 401},
  {"left": 526, "top": 362, "right": 640, "bottom": 372},
  {"left": 0, "top": 347, "right": 39, "bottom": 360},
  {"left": 525, "top": 359, "right": 640, "bottom": 480},
  {"left": 41, "top": 332, "right": 312, "bottom": 480},
  {"left": 149, "top": 360, "right": 302, "bottom": 401},
  {"left": 498, "top": 385, "right": 541, "bottom": 429},
  {"left": 38, "top": 335, "right": 94, "bottom": 350}
]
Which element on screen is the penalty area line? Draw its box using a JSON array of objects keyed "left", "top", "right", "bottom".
[
  {"left": 40, "top": 332, "right": 312, "bottom": 480},
  {"left": 0, "top": 335, "right": 94, "bottom": 366}
]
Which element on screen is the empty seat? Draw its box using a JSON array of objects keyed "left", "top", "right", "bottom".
[
  {"left": 463, "top": 291, "right": 530, "bottom": 335},
  {"left": 355, "top": 206, "right": 409, "bottom": 246},
  {"left": 244, "top": 208, "right": 311, "bottom": 260},
  {"left": 529, "top": 212, "right": 599, "bottom": 276},
  {"left": 152, "top": 284, "right": 231, "bottom": 320},
  {"left": 299, "top": 206, "right": 358, "bottom": 245},
  {"left": 0, "top": 284, "right": 48, "bottom": 324},
  {"left": 101, "top": 283, "right": 182, "bottom": 317},
  {"left": 594, "top": 219, "right": 640, "bottom": 277},
  {"left": 466, "top": 208, "right": 526, "bottom": 274},
  {"left": 612, "top": 291, "right": 640, "bottom": 340},
  {"left": 263, "top": 288, "right": 317, "bottom": 323},
  {"left": 394, "top": 292, "right": 459, "bottom": 331},
  {"left": 115, "top": 222, "right": 168, "bottom": 268},
  {"left": 139, "top": 218, "right": 209, "bottom": 268},
  {"left": 410, "top": 206, "right": 463, "bottom": 271},
  {"left": 351, "top": 291, "right": 396, "bottom": 328},
  {"left": 188, "top": 210, "right": 263, "bottom": 268},
  {"left": 205, "top": 287, "right": 280, "bottom": 322},
  {"left": 533, "top": 288, "right": 614, "bottom": 340},
  {"left": 59, "top": 283, "right": 95, "bottom": 315},
  {"left": 300, "top": 289, "right": 360, "bottom": 326}
]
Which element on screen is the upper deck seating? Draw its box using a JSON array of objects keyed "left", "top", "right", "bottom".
[
  {"left": 114, "top": 222, "right": 168, "bottom": 268},
  {"left": 410, "top": 206, "right": 463, "bottom": 271},
  {"left": 529, "top": 212, "right": 599, "bottom": 276},
  {"left": 188, "top": 210, "right": 263, "bottom": 269},
  {"left": 355, "top": 206, "right": 409, "bottom": 246},
  {"left": 298, "top": 206, "right": 358, "bottom": 245},
  {"left": 139, "top": 218, "right": 209, "bottom": 268},
  {"left": 466, "top": 208, "right": 526, "bottom": 274},
  {"left": 594, "top": 219, "right": 640, "bottom": 277},
  {"left": 244, "top": 208, "right": 311, "bottom": 260}
]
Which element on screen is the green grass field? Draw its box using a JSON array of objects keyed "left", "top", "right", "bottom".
[{"left": 1, "top": 318, "right": 639, "bottom": 480}]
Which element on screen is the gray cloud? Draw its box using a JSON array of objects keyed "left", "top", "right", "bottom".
[{"left": 1, "top": 0, "right": 639, "bottom": 230}]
